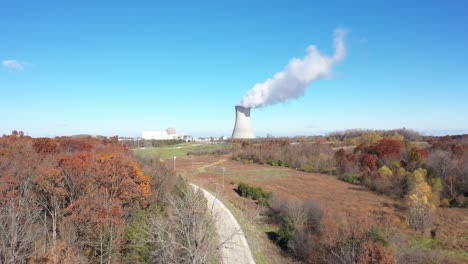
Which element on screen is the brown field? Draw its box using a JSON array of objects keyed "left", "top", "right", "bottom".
[{"left": 173, "top": 155, "right": 468, "bottom": 263}]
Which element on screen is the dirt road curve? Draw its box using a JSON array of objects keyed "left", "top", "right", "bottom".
[{"left": 190, "top": 184, "right": 255, "bottom": 264}]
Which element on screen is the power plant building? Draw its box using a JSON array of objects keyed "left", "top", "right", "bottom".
[{"left": 142, "top": 128, "right": 193, "bottom": 141}]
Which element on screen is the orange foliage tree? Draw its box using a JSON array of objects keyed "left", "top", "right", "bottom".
[{"left": 0, "top": 132, "right": 153, "bottom": 263}]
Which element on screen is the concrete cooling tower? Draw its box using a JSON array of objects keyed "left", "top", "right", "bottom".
[{"left": 232, "top": 105, "right": 255, "bottom": 139}]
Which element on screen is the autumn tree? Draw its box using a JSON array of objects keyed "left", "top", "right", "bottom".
[
  {"left": 361, "top": 154, "right": 378, "bottom": 172},
  {"left": 0, "top": 134, "right": 41, "bottom": 263},
  {"left": 407, "top": 169, "right": 437, "bottom": 232},
  {"left": 335, "top": 149, "right": 359, "bottom": 176},
  {"left": 357, "top": 242, "right": 397, "bottom": 264},
  {"left": 64, "top": 150, "right": 151, "bottom": 263},
  {"left": 374, "top": 138, "right": 404, "bottom": 160},
  {"left": 0, "top": 188, "right": 41, "bottom": 264},
  {"left": 425, "top": 150, "right": 459, "bottom": 197},
  {"left": 57, "top": 152, "right": 92, "bottom": 205},
  {"left": 33, "top": 138, "right": 59, "bottom": 155},
  {"left": 406, "top": 147, "right": 428, "bottom": 171},
  {"left": 34, "top": 165, "right": 67, "bottom": 263}
]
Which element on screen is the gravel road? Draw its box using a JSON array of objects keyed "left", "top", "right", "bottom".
[{"left": 190, "top": 184, "right": 255, "bottom": 264}]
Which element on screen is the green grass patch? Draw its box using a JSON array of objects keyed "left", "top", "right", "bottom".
[
  {"left": 410, "top": 236, "right": 468, "bottom": 260},
  {"left": 342, "top": 174, "right": 362, "bottom": 185},
  {"left": 410, "top": 237, "right": 441, "bottom": 250},
  {"left": 133, "top": 143, "right": 226, "bottom": 160}
]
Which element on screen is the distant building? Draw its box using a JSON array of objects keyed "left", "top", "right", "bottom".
[
  {"left": 142, "top": 128, "right": 193, "bottom": 142},
  {"left": 166, "top": 127, "right": 176, "bottom": 135}
]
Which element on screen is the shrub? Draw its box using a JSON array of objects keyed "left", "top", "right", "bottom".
[
  {"left": 461, "top": 198, "right": 468, "bottom": 208},
  {"left": 237, "top": 182, "right": 273, "bottom": 206},
  {"left": 271, "top": 198, "right": 323, "bottom": 257},
  {"left": 449, "top": 197, "right": 459, "bottom": 207},
  {"left": 357, "top": 242, "right": 397, "bottom": 264},
  {"left": 342, "top": 174, "right": 362, "bottom": 184},
  {"left": 277, "top": 220, "right": 295, "bottom": 249},
  {"left": 440, "top": 198, "right": 450, "bottom": 207}
]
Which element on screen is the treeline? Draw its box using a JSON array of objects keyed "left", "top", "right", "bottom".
[
  {"left": 327, "top": 128, "right": 423, "bottom": 142},
  {"left": 233, "top": 140, "right": 336, "bottom": 174},
  {"left": 336, "top": 137, "right": 467, "bottom": 201},
  {"left": 0, "top": 132, "right": 217, "bottom": 263}
]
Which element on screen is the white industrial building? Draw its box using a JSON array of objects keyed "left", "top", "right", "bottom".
[{"left": 142, "top": 128, "right": 193, "bottom": 141}]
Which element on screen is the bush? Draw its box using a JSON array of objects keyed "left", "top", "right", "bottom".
[
  {"left": 271, "top": 198, "right": 323, "bottom": 257},
  {"left": 449, "top": 197, "right": 459, "bottom": 207},
  {"left": 461, "top": 198, "right": 468, "bottom": 208},
  {"left": 342, "top": 174, "right": 362, "bottom": 184},
  {"left": 277, "top": 220, "right": 295, "bottom": 249},
  {"left": 237, "top": 182, "right": 273, "bottom": 206}
]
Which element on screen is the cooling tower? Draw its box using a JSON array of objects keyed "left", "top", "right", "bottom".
[{"left": 232, "top": 105, "right": 255, "bottom": 139}]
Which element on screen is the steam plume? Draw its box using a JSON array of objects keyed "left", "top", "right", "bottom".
[{"left": 239, "top": 28, "right": 348, "bottom": 108}]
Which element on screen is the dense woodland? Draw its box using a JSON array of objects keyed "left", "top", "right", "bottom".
[{"left": 0, "top": 131, "right": 217, "bottom": 264}]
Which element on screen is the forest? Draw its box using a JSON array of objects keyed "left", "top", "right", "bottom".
[{"left": 0, "top": 131, "right": 217, "bottom": 264}]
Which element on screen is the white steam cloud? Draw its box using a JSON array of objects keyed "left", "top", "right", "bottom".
[
  {"left": 2, "top": 60, "right": 24, "bottom": 71},
  {"left": 239, "top": 28, "right": 348, "bottom": 108}
]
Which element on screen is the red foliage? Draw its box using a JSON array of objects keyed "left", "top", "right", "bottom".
[
  {"left": 362, "top": 154, "right": 378, "bottom": 171},
  {"left": 408, "top": 147, "right": 428, "bottom": 163},
  {"left": 335, "top": 149, "right": 359, "bottom": 175},
  {"left": 451, "top": 144, "right": 463, "bottom": 160},
  {"left": 33, "top": 138, "right": 58, "bottom": 154},
  {"left": 0, "top": 133, "right": 152, "bottom": 262},
  {"left": 58, "top": 138, "right": 94, "bottom": 153},
  {"left": 357, "top": 242, "right": 397, "bottom": 264},
  {"left": 374, "top": 138, "right": 404, "bottom": 159}
]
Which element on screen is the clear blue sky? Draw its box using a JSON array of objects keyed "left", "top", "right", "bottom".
[{"left": 2, "top": 0, "right": 467, "bottom": 137}]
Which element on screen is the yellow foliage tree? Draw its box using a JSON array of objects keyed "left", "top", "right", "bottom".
[
  {"left": 407, "top": 168, "right": 437, "bottom": 232},
  {"left": 360, "top": 132, "right": 383, "bottom": 145}
]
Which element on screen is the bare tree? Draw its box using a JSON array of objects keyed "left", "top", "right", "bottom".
[
  {"left": 426, "top": 150, "right": 458, "bottom": 197},
  {"left": 0, "top": 195, "right": 40, "bottom": 263},
  {"left": 145, "top": 186, "right": 218, "bottom": 264}
]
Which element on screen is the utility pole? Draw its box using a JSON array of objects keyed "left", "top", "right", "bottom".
[
  {"left": 222, "top": 167, "right": 225, "bottom": 193},
  {"left": 173, "top": 156, "right": 177, "bottom": 175}
]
